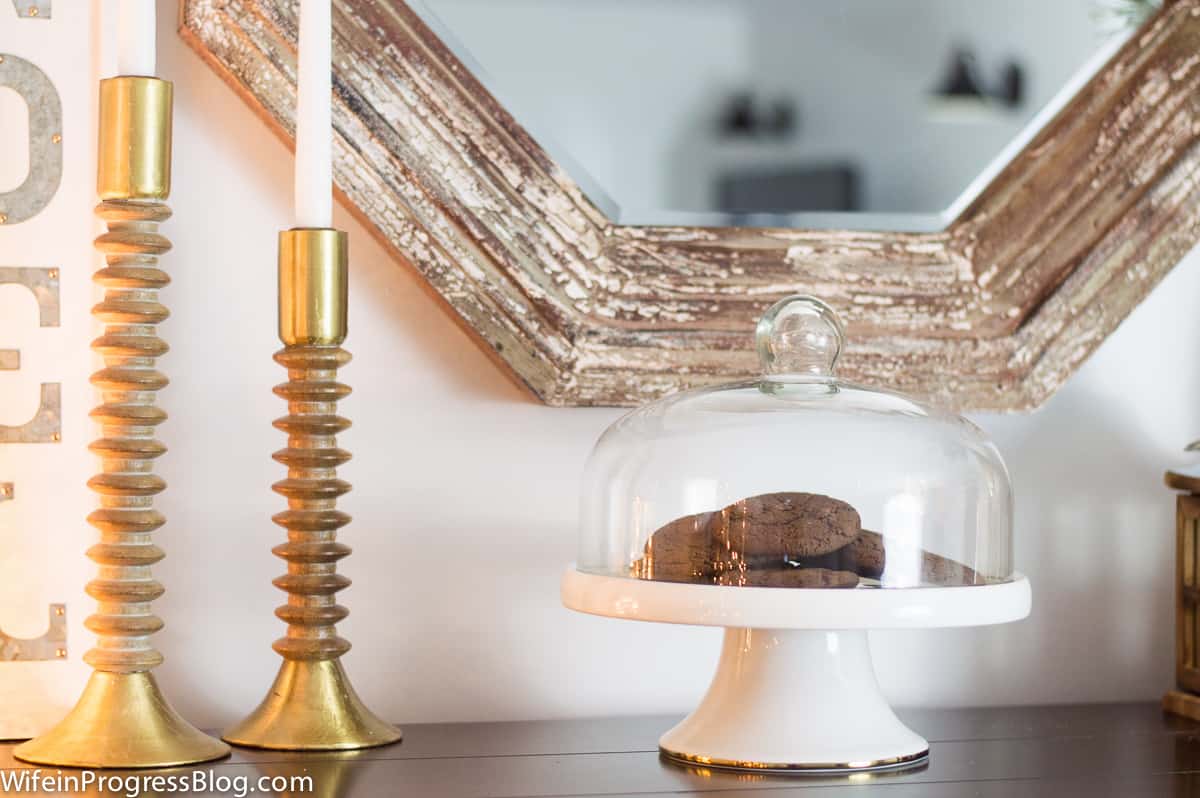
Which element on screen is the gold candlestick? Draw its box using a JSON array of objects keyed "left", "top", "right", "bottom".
[
  {"left": 222, "top": 229, "right": 400, "bottom": 750},
  {"left": 15, "top": 77, "right": 229, "bottom": 768}
]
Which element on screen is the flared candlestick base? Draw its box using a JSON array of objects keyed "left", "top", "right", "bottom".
[
  {"left": 13, "top": 671, "right": 230, "bottom": 769},
  {"left": 659, "top": 629, "right": 928, "bottom": 772},
  {"left": 222, "top": 658, "right": 401, "bottom": 751}
]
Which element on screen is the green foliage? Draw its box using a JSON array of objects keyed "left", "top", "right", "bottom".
[{"left": 1095, "top": 0, "right": 1163, "bottom": 29}]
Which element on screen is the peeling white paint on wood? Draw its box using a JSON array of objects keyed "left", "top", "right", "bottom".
[{"left": 179, "top": 0, "right": 1200, "bottom": 410}]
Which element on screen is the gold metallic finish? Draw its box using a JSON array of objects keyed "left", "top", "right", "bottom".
[
  {"left": 224, "top": 659, "right": 400, "bottom": 750},
  {"left": 97, "top": 77, "right": 172, "bottom": 200},
  {"left": 14, "top": 197, "right": 228, "bottom": 768},
  {"left": 224, "top": 322, "right": 399, "bottom": 750},
  {"left": 278, "top": 228, "right": 348, "bottom": 346},
  {"left": 15, "top": 673, "right": 227, "bottom": 768},
  {"left": 659, "top": 746, "right": 930, "bottom": 773}
]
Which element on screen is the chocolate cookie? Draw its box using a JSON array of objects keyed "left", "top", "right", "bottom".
[
  {"left": 846, "top": 529, "right": 886, "bottom": 579},
  {"left": 716, "top": 566, "right": 858, "bottom": 588},
  {"left": 791, "top": 530, "right": 884, "bottom": 580},
  {"left": 633, "top": 512, "right": 716, "bottom": 583},
  {"left": 709, "top": 492, "right": 860, "bottom": 559},
  {"left": 921, "top": 551, "right": 982, "bottom": 586},
  {"left": 849, "top": 538, "right": 978, "bottom": 586}
]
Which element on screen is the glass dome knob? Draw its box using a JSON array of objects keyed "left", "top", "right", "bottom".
[{"left": 755, "top": 295, "right": 846, "bottom": 378}]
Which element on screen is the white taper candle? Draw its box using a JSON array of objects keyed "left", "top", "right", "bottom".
[
  {"left": 116, "top": 0, "right": 156, "bottom": 77},
  {"left": 295, "top": 0, "right": 334, "bottom": 228}
]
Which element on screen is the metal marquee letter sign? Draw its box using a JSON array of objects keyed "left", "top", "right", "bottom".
[{"left": 0, "top": 53, "right": 62, "bottom": 226}]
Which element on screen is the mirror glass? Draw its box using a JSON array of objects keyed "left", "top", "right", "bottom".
[{"left": 413, "top": 0, "right": 1147, "bottom": 230}]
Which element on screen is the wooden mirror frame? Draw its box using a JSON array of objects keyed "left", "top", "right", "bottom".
[{"left": 180, "top": 0, "right": 1200, "bottom": 409}]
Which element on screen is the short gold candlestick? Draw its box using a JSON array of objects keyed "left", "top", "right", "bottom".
[
  {"left": 15, "top": 77, "right": 229, "bottom": 768},
  {"left": 222, "top": 229, "right": 400, "bottom": 750}
]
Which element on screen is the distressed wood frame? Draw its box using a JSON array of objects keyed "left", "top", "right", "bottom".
[{"left": 180, "top": 0, "right": 1200, "bottom": 409}]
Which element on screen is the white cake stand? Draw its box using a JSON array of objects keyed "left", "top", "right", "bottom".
[{"left": 562, "top": 568, "right": 1031, "bottom": 773}]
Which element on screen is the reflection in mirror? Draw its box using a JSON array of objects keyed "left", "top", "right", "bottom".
[{"left": 413, "top": 0, "right": 1145, "bottom": 230}]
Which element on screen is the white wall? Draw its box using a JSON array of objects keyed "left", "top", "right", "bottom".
[{"left": 0, "top": 3, "right": 1192, "bottom": 731}]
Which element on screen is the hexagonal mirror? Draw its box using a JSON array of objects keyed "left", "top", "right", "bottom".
[
  {"left": 413, "top": 0, "right": 1145, "bottom": 231},
  {"left": 182, "top": 0, "right": 1197, "bottom": 409}
]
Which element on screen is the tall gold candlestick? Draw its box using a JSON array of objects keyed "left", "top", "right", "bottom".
[
  {"left": 14, "top": 77, "right": 229, "bottom": 768},
  {"left": 222, "top": 229, "right": 400, "bottom": 750}
]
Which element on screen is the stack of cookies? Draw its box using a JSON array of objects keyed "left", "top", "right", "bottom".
[{"left": 632, "top": 491, "right": 980, "bottom": 588}]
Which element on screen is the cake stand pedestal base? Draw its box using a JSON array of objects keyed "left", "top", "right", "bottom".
[{"left": 659, "top": 628, "right": 928, "bottom": 773}]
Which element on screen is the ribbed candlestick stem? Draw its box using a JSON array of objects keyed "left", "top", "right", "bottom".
[
  {"left": 270, "top": 345, "right": 354, "bottom": 661},
  {"left": 85, "top": 198, "right": 171, "bottom": 674},
  {"left": 14, "top": 194, "right": 228, "bottom": 768}
]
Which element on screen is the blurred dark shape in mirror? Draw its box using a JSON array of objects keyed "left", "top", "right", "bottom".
[
  {"left": 718, "top": 91, "right": 797, "bottom": 139},
  {"left": 933, "top": 48, "right": 987, "bottom": 102},
  {"left": 718, "top": 163, "right": 859, "bottom": 219},
  {"left": 931, "top": 46, "right": 1025, "bottom": 110}
]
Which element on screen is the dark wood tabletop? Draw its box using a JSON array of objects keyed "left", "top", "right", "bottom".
[{"left": 2, "top": 703, "right": 1199, "bottom": 796}]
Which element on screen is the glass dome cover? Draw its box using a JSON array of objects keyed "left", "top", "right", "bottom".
[{"left": 578, "top": 295, "right": 1013, "bottom": 590}]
